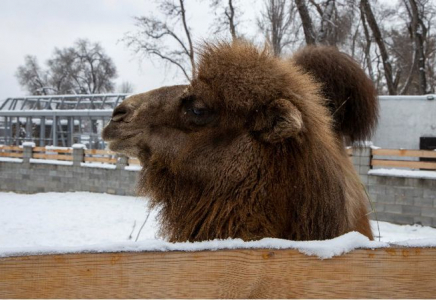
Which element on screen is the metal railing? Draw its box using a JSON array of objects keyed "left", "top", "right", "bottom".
[{"left": 0, "top": 94, "right": 128, "bottom": 149}]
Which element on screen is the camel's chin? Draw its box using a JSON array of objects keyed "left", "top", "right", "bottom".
[{"left": 107, "top": 140, "right": 139, "bottom": 158}]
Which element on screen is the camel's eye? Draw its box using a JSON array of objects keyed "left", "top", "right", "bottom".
[
  {"left": 181, "top": 96, "right": 215, "bottom": 126},
  {"left": 189, "top": 107, "right": 208, "bottom": 116}
]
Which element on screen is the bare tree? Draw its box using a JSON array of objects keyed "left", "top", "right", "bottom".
[
  {"left": 119, "top": 81, "right": 135, "bottom": 93},
  {"left": 16, "top": 39, "right": 117, "bottom": 95},
  {"left": 294, "top": 0, "right": 351, "bottom": 46},
  {"left": 210, "top": 0, "right": 240, "bottom": 40},
  {"left": 359, "top": 5, "right": 375, "bottom": 82},
  {"left": 124, "top": 0, "right": 195, "bottom": 81},
  {"left": 316, "top": 0, "right": 335, "bottom": 44},
  {"left": 361, "top": 0, "right": 398, "bottom": 94},
  {"left": 16, "top": 56, "right": 50, "bottom": 95},
  {"left": 73, "top": 39, "right": 117, "bottom": 94},
  {"left": 258, "top": 0, "right": 297, "bottom": 56},
  {"left": 295, "top": 0, "right": 316, "bottom": 44},
  {"left": 404, "top": 0, "right": 429, "bottom": 94}
]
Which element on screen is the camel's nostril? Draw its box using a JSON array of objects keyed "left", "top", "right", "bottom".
[{"left": 112, "top": 106, "right": 131, "bottom": 122}]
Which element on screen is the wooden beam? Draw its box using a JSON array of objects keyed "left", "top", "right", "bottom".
[
  {"left": 32, "top": 154, "right": 73, "bottom": 161},
  {"left": 33, "top": 147, "right": 73, "bottom": 154},
  {"left": 128, "top": 158, "right": 140, "bottom": 165},
  {"left": 372, "top": 159, "right": 436, "bottom": 170},
  {"left": 0, "top": 146, "right": 23, "bottom": 151},
  {"left": 84, "top": 157, "right": 117, "bottom": 164},
  {"left": 84, "top": 149, "right": 115, "bottom": 155},
  {"left": 372, "top": 148, "right": 436, "bottom": 159},
  {"left": 0, "top": 248, "right": 435, "bottom": 298}
]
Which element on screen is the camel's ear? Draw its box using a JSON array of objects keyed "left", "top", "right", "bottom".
[{"left": 252, "top": 99, "right": 303, "bottom": 143}]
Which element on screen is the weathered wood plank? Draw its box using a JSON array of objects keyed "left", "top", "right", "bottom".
[
  {"left": 0, "top": 248, "right": 434, "bottom": 298},
  {"left": 84, "top": 157, "right": 117, "bottom": 164},
  {"left": 372, "top": 148, "right": 436, "bottom": 159},
  {"left": 372, "top": 159, "right": 436, "bottom": 170},
  {"left": 128, "top": 158, "right": 140, "bottom": 165},
  {"left": 0, "top": 146, "right": 23, "bottom": 151},
  {"left": 84, "top": 149, "right": 115, "bottom": 155},
  {"left": 33, "top": 148, "right": 73, "bottom": 154},
  {"left": 32, "top": 154, "right": 74, "bottom": 161},
  {"left": 0, "top": 152, "right": 23, "bottom": 158}
]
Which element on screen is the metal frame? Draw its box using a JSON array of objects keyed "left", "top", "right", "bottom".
[{"left": 0, "top": 94, "right": 128, "bottom": 149}]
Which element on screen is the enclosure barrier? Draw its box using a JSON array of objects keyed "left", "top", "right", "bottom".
[
  {"left": 371, "top": 148, "right": 436, "bottom": 170},
  {"left": 0, "top": 247, "right": 435, "bottom": 298},
  {"left": 0, "top": 144, "right": 140, "bottom": 167},
  {"left": 2, "top": 145, "right": 436, "bottom": 171}
]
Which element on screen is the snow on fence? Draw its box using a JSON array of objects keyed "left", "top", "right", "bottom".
[{"left": 1, "top": 247, "right": 436, "bottom": 298}]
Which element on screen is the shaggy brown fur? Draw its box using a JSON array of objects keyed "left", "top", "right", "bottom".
[
  {"left": 292, "top": 46, "right": 379, "bottom": 143},
  {"left": 103, "top": 40, "right": 377, "bottom": 242}
]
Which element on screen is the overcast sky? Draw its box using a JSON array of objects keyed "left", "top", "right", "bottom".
[{"left": 0, "top": 0, "right": 260, "bottom": 102}]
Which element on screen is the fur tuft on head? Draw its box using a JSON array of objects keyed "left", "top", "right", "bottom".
[{"left": 292, "top": 46, "right": 379, "bottom": 143}]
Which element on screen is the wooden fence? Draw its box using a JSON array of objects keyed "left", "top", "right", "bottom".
[
  {"left": 0, "top": 145, "right": 23, "bottom": 158},
  {"left": 0, "top": 145, "right": 140, "bottom": 166},
  {"left": 33, "top": 146, "right": 73, "bottom": 161},
  {"left": 0, "top": 247, "right": 435, "bottom": 298},
  {"left": 1, "top": 145, "right": 436, "bottom": 171},
  {"left": 372, "top": 148, "right": 436, "bottom": 170}
]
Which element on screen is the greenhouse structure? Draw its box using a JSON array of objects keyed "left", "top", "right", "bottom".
[{"left": 0, "top": 94, "right": 128, "bottom": 149}]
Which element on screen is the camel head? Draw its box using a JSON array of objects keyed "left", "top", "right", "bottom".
[{"left": 103, "top": 41, "right": 313, "bottom": 183}]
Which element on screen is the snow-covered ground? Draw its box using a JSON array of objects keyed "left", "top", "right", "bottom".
[{"left": 1, "top": 191, "right": 436, "bottom": 259}]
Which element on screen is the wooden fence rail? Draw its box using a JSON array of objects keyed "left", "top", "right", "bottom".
[
  {"left": 33, "top": 147, "right": 74, "bottom": 161},
  {"left": 84, "top": 149, "right": 117, "bottom": 164},
  {"left": 0, "top": 145, "right": 143, "bottom": 167},
  {"left": 0, "top": 247, "right": 435, "bottom": 298},
  {"left": 372, "top": 148, "right": 436, "bottom": 170},
  {"left": 0, "top": 145, "right": 24, "bottom": 158}
]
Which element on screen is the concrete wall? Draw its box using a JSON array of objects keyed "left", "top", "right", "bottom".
[
  {"left": 368, "top": 175, "right": 436, "bottom": 227},
  {"left": 352, "top": 147, "right": 436, "bottom": 227},
  {"left": 0, "top": 160, "right": 138, "bottom": 196},
  {"left": 372, "top": 95, "right": 436, "bottom": 149}
]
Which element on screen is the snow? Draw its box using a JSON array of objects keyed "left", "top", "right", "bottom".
[
  {"left": 369, "top": 168, "right": 436, "bottom": 180},
  {"left": 72, "top": 143, "right": 87, "bottom": 149},
  {"left": 0, "top": 157, "right": 23, "bottom": 163},
  {"left": 12, "top": 119, "right": 81, "bottom": 126},
  {"left": 81, "top": 162, "right": 116, "bottom": 169},
  {"left": 22, "top": 142, "right": 35, "bottom": 147},
  {"left": 29, "top": 158, "right": 73, "bottom": 166},
  {"left": 351, "top": 141, "right": 381, "bottom": 149},
  {"left": 125, "top": 165, "right": 141, "bottom": 171},
  {"left": 45, "top": 145, "right": 71, "bottom": 150},
  {"left": 1, "top": 192, "right": 436, "bottom": 259}
]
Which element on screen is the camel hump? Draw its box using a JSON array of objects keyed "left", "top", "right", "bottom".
[{"left": 292, "top": 46, "right": 379, "bottom": 143}]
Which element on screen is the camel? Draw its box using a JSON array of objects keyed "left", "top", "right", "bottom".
[{"left": 103, "top": 40, "right": 378, "bottom": 242}]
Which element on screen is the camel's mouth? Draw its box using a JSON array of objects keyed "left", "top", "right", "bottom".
[
  {"left": 102, "top": 121, "right": 140, "bottom": 141},
  {"left": 102, "top": 122, "right": 141, "bottom": 155}
]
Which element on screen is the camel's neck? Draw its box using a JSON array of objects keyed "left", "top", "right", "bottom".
[{"left": 138, "top": 141, "right": 352, "bottom": 242}]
